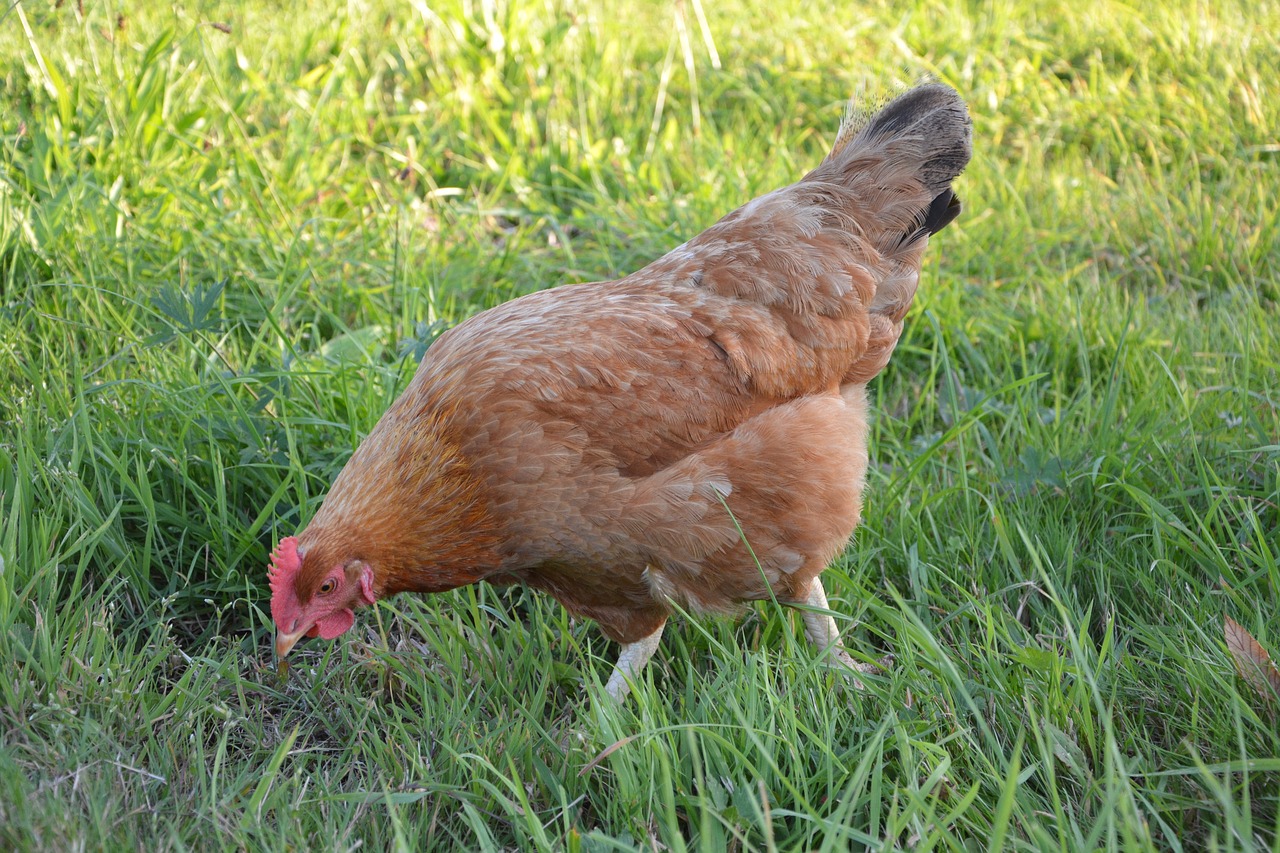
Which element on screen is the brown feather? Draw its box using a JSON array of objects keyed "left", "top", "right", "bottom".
[{"left": 1225, "top": 616, "right": 1280, "bottom": 703}]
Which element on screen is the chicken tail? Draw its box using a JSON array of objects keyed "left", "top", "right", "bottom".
[
  {"left": 815, "top": 82, "right": 972, "bottom": 252},
  {"left": 809, "top": 83, "right": 972, "bottom": 383},
  {"left": 634, "top": 82, "right": 971, "bottom": 394}
]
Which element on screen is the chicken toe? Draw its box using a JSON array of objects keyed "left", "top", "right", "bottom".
[{"left": 798, "top": 578, "right": 881, "bottom": 688}]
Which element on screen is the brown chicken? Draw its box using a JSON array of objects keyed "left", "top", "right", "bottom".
[{"left": 269, "top": 84, "right": 971, "bottom": 701}]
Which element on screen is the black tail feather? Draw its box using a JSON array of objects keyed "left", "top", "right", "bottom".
[
  {"left": 818, "top": 82, "right": 972, "bottom": 251},
  {"left": 924, "top": 189, "right": 962, "bottom": 235},
  {"left": 903, "top": 188, "right": 963, "bottom": 245},
  {"left": 860, "top": 84, "right": 972, "bottom": 198}
]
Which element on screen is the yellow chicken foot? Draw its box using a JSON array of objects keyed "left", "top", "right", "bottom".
[
  {"left": 799, "top": 578, "right": 882, "bottom": 689},
  {"left": 604, "top": 623, "right": 666, "bottom": 703}
]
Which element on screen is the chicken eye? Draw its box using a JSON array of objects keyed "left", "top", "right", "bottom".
[{"left": 318, "top": 579, "right": 337, "bottom": 595}]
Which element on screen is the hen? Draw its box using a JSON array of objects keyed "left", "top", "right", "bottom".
[{"left": 269, "top": 84, "right": 971, "bottom": 701}]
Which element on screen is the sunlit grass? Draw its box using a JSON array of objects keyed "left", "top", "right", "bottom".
[{"left": 2, "top": 0, "right": 1278, "bottom": 849}]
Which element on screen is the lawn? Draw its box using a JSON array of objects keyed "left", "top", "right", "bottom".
[{"left": 2, "top": 0, "right": 1278, "bottom": 849}]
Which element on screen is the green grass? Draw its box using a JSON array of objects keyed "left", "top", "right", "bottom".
[{"left": 2, "top": 0, "right": 1279, "bottom": 849}]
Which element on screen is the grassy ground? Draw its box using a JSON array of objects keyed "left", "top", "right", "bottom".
[{"left": 2, "top": 0, "right": 1279, "bottom": 849}]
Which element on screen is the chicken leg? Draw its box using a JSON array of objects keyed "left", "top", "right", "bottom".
[
  {"left": 799, "top": 577, "right": 880, "bottom": 688},
  {"left": 604, "top": 622, "right": 666, "bottom": 702}
]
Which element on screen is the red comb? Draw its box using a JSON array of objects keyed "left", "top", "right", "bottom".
[{"left": 268, "top": 536, "right": 302, "bottom": 628}]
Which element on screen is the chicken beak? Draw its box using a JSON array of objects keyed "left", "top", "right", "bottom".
[{"left": 275, "top": 627, "right": 308, "bottom": 659}]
